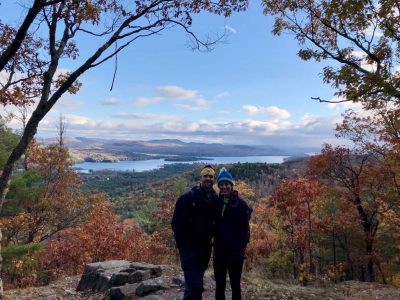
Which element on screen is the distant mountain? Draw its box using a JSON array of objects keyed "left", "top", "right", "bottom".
[
  {"left": 40, "top": 137, "right": 318, "bottom": 160},
  {"left": 147, "top": 139, "right": 186, "bottom": 145}
]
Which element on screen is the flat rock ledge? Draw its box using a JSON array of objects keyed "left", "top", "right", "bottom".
[{"left": 76, "top": 260, "right": 166, "bottom": 299}]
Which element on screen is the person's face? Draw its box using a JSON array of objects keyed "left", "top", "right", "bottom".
[
  {"left": 219, "top": 181, "right": 232, "bottom": 196},
  {"left": 201, "top": 174, "right": 214, "bottom": 189}
]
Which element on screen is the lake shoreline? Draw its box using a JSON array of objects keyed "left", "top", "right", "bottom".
[{"left": 73, "top": 155, "right": 291, "bottom": 173}]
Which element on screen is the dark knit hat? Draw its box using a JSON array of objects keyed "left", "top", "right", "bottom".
[{"left": 217, "top": 167, "right": 234, "bottom": 185}]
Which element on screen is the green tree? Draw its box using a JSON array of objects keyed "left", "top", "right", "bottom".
[{"left": 0, "top": 118, "right": 19, "bottom": 169}]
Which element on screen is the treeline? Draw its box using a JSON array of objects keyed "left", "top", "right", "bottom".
[
  {"left": 87, "top": 158, "right": 306, "bottom": 220},
  {"left": 80, "top": 163, "right": 199, "bottom": 196}
]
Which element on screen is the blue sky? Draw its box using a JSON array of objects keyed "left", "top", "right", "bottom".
[{"left": 1, "top": 1, "right": 359, "bottom": 148}]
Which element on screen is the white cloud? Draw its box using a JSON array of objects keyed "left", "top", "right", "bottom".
[
  {"left": 265, "top": 106, "right": 291, "bottom": 120},
  {"left": 156, "top": 85, "right": 198, "bottom": 100},
  {"left": 111, "top": 112, "right": 175, "bottom": 120},
  {"left": 326, "top": 96, "right": 363, "bottom": 111},
  {"left": 224, "top": 25, "right": 237, "bottom": 34},
  {"left": 101, "top": 97, "right": 119, "bottom": 105},
  {"left": 131, "top": 96, "right": 163, "bottom": 107},
  {"left": 33, "top": 110, "right": 342, "bottom": 148},
  {"left": 161, "top": 121, "right": 200, "bottom": 132},
  {"left": 364, "top": 24, "right": 383, "bottom": 38},
  {"left": 351, "top": 50, "right": 366, "bottom": 59},
  {"left": 175, "top": 98, "right": 209, "bottom": 110},
  {"left": 242, "top": 119, "right": 280, "bottom": 133},
  {"left": 0, "top": 70, "right": 9, "bottom": 84},
  {"left": 54, "top": 68, "right": 72, "bottom": 77},
  {"left": 242, "top": 105, "right": 291, "bottom": 120},
  {"left": 299, "top": 114, "right": 320, "bottom": 125},
  {"left": 350, "top": 51, "right": 377, "bottom": 72},
  {"left": 242, "top": 105, "right": 260, "bottom": 115},
  {"left": 65, "top": 114, "right": 98, "bottom": 127},
  {"left": 214, "top": 91, "right": 230, "bottom": 99}
]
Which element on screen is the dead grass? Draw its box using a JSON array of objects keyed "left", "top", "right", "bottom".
[
  {"left": 4, "top": 265, "right": 400, "bottom": 300},
  {"left": 242, "top": 267, "right": 400, "bottom": 300}
]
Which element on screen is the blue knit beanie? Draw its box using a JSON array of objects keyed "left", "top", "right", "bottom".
[{"left": 217, "top": 167, "right": 234, "bottom": 185}]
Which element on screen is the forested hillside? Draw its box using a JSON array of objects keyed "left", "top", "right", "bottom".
[{"left": 1, "top": 109, "right": 400, "bottom": 296}]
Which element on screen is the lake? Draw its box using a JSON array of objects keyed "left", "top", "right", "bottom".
[{"left": 73, "top": 156, "right": 289, "bottom": 173}]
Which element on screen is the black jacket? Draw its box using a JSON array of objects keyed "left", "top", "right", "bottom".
[
  {"left": 214, "top": 191, "right": 251, "bottom": 252},
  {"left": 171, "top": 186, "right": 218, "bottom": 251}
]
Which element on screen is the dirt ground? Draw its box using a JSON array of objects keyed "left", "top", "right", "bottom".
[{"left": 4, "top": 265, "right": 400, "bottom": 300}]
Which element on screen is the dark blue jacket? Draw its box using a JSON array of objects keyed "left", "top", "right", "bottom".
[
  {"left": 214, "top": 191, "right": 251, "bottom": 252},
  {"left": 171, "top": 186, "right": 218, "bottom": 252}
]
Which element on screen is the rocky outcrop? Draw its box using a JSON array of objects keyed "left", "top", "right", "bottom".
[
  {"left": 76, "top": 260, "right": 165, "bottom": 299},
  {"left": 135, "top": 279, "right": 169, "bottom": 296}
]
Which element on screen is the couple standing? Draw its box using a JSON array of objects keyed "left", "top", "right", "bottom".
[{"left": 171, "top": 165, "right": 251, "bottom": 300}]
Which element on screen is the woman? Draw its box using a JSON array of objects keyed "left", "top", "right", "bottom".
[{"left": 214, "top": 167, "right": 251, "bottom": 300}]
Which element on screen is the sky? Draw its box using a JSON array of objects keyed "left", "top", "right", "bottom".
[{"left": 1, "top": 1, "right": 362, "bottom": 149}]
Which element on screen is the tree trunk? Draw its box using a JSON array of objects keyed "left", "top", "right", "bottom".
[
  {"left": 360, "top": 265, "right": 366, "bottom": 282},
  {"left": 354, "top": 197, "right": 377, "bottom": 282},
  {"left": 366, "top": 239, "right": 375, "bottom": 282},
  {"left": 292, "top": 251, "right": 297, "bottom": 279},
  {"left": 0, "top": 228, "right": 3, "bottom": 299},
  {"left": 376, "top": 261, "right": 387, "bottom": 284},
  {"left": 0, "top": 0, "right": 43, "bottom": 72},
  {"left": 338, "top": 233, "right": 354, "bottom": 280},
  {"left": 332, "top": 229, "right": 337, "bottom": 282},
  {"left": 332, "top": 229, "right": 337, "bottom": 268},
  {"left": 306, "top": 196, "right": 313, "bottom": 274}
]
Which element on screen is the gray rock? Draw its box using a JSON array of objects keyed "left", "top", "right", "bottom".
[
  {"left": 173, "top": 293, "right": 184, "bottom": 300},
  {"left": 77, "top": 260, "right": 166, "bottom": 297},
  {"left": 77, "top": 260, "right": 131, "bottom": 292},
  {"left": 130, "top": 262, "right": 162, "bottom": 277},
  {"left": 142, "top": 296, "right": 164, "bottom": 300},
  {"left": 171, "top": 275, "right": 185, "bottom": 287},
  {"left": 109, "top": 283, "right": 138, "bottom": 300},
  {"left": 136, "top": 278, "right": 168, "bottom": 296},
  {"left": 110, "top": 272, "right": 130, "bottom": 286},
  {"left": 108, "top": 287, "right": 125, "bottom": 300},
  {"left": 93, "top": 272, "right": 113, "bottom": 292},
  {"left": 85, "top": 260, "right": 131, "bottom": 274},
  {"left": 76, "top": 271, "right": 97, "bottom": 291},
  {"left": 120, "top": 267, "right": 137, "bottom": 274},
  {"left": 203, "top": 274, "right": 215, "bottom": 290},
  {"left": 128, "top": 269, "right": 151, "bottom": 283}
]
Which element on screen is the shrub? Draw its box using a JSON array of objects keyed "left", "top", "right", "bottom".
[
  {"left": 1, "top": 243, "right": 42, "bottom": 288},
  {"left": 36, "top": 202, "right": 165, "bottom": 282}
]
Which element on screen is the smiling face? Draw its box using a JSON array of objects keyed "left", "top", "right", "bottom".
[
  {"left": 218, "top": 181, "right": 233, "bottom": 196},
  {"left": 201, "top": 174, "right": 214, "bottom": 189}
]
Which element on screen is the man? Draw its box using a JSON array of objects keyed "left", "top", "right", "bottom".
[{"left": 171, "top": 165, "right": 218, "bottom": 300}]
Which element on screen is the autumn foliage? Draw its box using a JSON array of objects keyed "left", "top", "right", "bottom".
[
  {"left": 1, "top": 142, "right": 92, "bottom": 245},
  {"left": 37, "top": 201, "right": 166, "bottom": 281},
  {"left": 0, "top": 142, "right": 169, "bottom": 288},
  {"left": 2, "top": 105, "right": 400, "bottom": 288}
]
